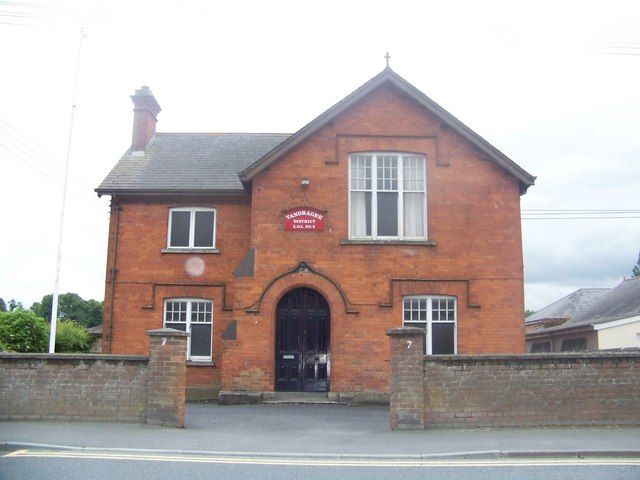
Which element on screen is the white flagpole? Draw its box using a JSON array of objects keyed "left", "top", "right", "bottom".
[{"left": 49, "top": 27, "right": 86, "bottom": 353}]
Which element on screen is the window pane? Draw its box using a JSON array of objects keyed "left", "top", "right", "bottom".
[
  {"left": 377, "top": 155, "right": 398, "bottom": 191},
  {"left": 560, "top": 338, "right": 587, "bottom": 352},
  {"left": 531, "top": 342, "right": 551, "bottom": 353},
  {"left": 403, "top": 156, "right": 425, "bottom": 191},
  {"left": 377, "top": 192, "right": 398, "bottom": 236},
  {"left": 403, "top": 192, "right": 424, "bottom": 237},
  {"left": 194, "top": 211, "right": 215, "bottom": 247},
  {"left": 350, "top": 192, "right": 372, "bottom": 237},
  {"left": 170, "top": 211, "right": 190, "bottom": 247},
  {"left": 190, "top": 324, "right": 212, "bottom": 357},
  {"left": 350, "top": 155, "right": 372, "bottom": 190},
  {"left": 432, "top": 323, "right": 455, "bottom": 354}
]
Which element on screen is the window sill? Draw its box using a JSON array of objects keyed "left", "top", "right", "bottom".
[
  {"left": 186, "top": 360, "right": 215, "bottom": 367},
  {"left": 340, "top": 239, "right": 436, "bottom": 246},
  {"left": 161, "top": 248, "right": 220, "bottom": 254}
]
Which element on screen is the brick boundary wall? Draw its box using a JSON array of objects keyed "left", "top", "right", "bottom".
[
  {"left": 388, "top": 327, "right": 640, "bottom": 429},
  {"left": 0, "top": 328, "right": 188, "bottom": 427}
]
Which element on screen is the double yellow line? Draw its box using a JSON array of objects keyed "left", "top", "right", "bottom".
[{"left": 4, "top": 450, "right": 640, "bottom": 468}]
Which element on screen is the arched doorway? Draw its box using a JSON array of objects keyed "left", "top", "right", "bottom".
[{"left": 275, "top": 288, "right": 330, "bottom": 392}]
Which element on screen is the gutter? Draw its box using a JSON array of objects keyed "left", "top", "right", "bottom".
[{"left": 95, "top": 188, "right": 249, "bottom": 198}]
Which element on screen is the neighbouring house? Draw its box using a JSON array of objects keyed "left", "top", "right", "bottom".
[
  {"left": 524, "top": 288, "right": 611, "bottom": 334},
  {"left": 86, "top": 324, "right": 103, "bottom": 353},
  {"left": 526, "top": 277, "right": 640, "bottom": 352},
  {"left": 96, "top": 67, "right": 535, "bottom": 401}
]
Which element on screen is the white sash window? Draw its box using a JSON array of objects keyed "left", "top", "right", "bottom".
[{"left": 349, "top": 153, "right": 426, "bottom": 240}]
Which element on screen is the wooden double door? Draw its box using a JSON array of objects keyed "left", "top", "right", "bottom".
[{"left": 275, "top": 288, "right": 330, "bottom": 392}]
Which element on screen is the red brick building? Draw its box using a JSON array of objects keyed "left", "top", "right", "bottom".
[{"left": 96, "top": 68, "right": 535, "bottom": 402}]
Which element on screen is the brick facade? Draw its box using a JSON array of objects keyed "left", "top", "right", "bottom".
[
  {"left": 100, "top": 72, "right": 530, "bottom": 399},
  {"left": 0, "top": 329, "right": 187, "bottom": 426}
]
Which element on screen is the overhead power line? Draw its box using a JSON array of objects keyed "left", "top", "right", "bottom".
[
  {"left": 522, "top": 216, "right": 640, "bottom": 220},
  {"left": 521, "top": 209, "right": 640, "bottom": 220},
  {"left": 0, "top": 118, "right": 103, "bottom": 211}
]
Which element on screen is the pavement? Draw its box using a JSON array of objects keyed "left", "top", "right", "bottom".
[{"left": 1, "top": 403, "right": 640, "bottom": 459}]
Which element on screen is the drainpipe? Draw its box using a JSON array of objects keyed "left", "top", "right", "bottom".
[{"left": 106, "top": 195, "right": 121, "bottom": 353}]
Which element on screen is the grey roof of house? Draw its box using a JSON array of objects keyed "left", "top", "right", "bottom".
[
  {"left": 525, "top": 288, "right": 612, "bottom": 324},
  {"left": 96, "top": 133, "right": 290, "bottom": 194},
  {"left": 86, "top": 324, "right": 103, "bottom": 336},
  {"left": 542, "top": 277, "right": 640, "bottom": 332},
  {"left": 98, "top": 69, "right": 535, "bottom": 197}
]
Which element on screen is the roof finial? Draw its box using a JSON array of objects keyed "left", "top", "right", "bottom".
[{"left": 384, "top": 52, "right": 391, "bottom": 68}]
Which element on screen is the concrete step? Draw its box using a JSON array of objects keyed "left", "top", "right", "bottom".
[{"left": 263, "top": 392, "right": 339, "bottom": 404}]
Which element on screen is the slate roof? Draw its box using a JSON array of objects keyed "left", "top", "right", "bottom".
[
  {"left": 87, "top": 324, "right": 103, "bottom": 336},
  {"left": 525, "top": 288, "right": 611, "bottom": 324},
  {"left": 96, "top": 133, "right": 290, "bottom": 195},
  {"left": 542, "top": 277, "right": 640, "bottom": 332},
  {"left": 98, "top": 69, "right": 535, "bottom": 196}
]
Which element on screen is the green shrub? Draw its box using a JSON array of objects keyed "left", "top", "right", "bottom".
[
  {"left": 54, "top": 320, "right": 91, "bottom": 353},
  {"left": 0, "top": 310, "right": 48, "bottom": 352}
]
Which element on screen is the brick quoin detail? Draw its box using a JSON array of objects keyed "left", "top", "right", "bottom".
[{"left": 387, "top": 327, "right": 425, "bottom": 429}]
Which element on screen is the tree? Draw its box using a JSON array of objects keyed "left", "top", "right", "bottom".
[
  {"left": 0, "top": 310, "right": 48, "bottom": 352},
  {"left": 30, "top": 293, "right": 103, "bottom": 327},
  {"left": 8, "top": 299, "right": 23, "bottom": 311},
  {"left": 525, "top": 309, "right": 536, "bottom": 317},
  {"left": 54, "top": 320, "right": 91, "bottom": 353},
  {"left": 633, "top": 250, "right": 640, "bottom": 278},
  {"left": 0, "top": 298, "right": 5, "bottom": 312}
]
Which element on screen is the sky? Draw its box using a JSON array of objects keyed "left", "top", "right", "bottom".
[{"left": 0, "top": 0, "right": 638, "bottom": 312}]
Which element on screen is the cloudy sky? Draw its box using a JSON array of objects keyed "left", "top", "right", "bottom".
[{"left": 0, "top": 0, "right": 638, "bottom": 312}]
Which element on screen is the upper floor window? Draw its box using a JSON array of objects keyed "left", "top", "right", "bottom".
[
  {"left": 349, "top": 153, "right": 426, "bottom": 240},
  {"left": 164, "top": 298, "right": 213, "bottom": 361},
  {"left": 168, "top": 207, "right": 216, "bottom": 249},
  {"left": 403, "top": 296, "right": 456, "bottom": 354}
]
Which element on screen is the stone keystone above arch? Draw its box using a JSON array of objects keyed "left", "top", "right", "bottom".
[{"left": 244, "top": 260, "right": 359, "bottom": 315}]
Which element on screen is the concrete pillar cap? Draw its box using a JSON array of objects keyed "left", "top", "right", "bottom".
[
  {"left": 386, "top": 327, "right": 427, "bottom": 336},
  {"left": 146, "top": 328, "right": 190, "bottom": 337}
]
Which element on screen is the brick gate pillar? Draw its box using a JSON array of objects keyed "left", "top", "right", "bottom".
[
  {"left": 387, "top": 327, "right": 426, "bottom": 430},
  {"left": 146, "top": 328, "right": 189, "bottom": 427}
]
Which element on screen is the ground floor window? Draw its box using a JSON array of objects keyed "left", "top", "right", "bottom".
[
  {"left": 530, "top": 341, "right": 551, "bottom": 353},
  {"left": 163, "top": 298, "right": 212, "bottom": 361},
  {"left": 560, "top": 337, "right": 587, "bottom": 352},
  {"left": 403, "top": 296, "right": 456, "bottom": 354}
]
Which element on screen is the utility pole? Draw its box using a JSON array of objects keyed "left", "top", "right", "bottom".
[{"left": 49, "top": 27, "right": 86, "bottom": 353}]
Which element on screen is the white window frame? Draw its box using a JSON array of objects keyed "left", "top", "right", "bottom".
[
  {"left": 167, "top": 207, "right": 217, "bottom": 249},
  {"left": 348, "top": 152, "right": 427, "bottom": 240},
  {"left": 163, "top": 298, "right": 213, "bottom": 361},
  {"left": 402, "top": 295, "right": 457, "bottom": 355}
]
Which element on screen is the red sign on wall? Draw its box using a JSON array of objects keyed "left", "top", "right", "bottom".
[{"left": 284, "top": 207, "right": 325, "bottom": 232}]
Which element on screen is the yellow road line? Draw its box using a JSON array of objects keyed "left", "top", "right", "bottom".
[{"left": 3, "top": 450, "right": 640, "bottom": 468}]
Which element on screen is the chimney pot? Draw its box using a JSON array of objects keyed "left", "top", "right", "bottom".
[{"left": 130, "top": 86, "right": 161, "bottom": 152}]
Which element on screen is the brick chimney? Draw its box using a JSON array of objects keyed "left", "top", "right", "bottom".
[{"left": 130, "top": 86, "right": 161, "bottom": 152}]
